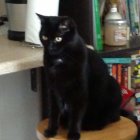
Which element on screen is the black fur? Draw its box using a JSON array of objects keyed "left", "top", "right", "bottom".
[{"left": 37, "top": 14, "right": 122, "bottom": 140}]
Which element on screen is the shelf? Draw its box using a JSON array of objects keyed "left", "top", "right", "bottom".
[{"left": 100, "top": 36, "right": 140, "bottom": 57}]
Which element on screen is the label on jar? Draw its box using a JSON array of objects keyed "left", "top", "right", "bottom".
[{"left": 114, "top": 29, "right": 127, "bottom": 42}]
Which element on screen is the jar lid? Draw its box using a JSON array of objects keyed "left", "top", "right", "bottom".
[
  {"left": 105, "top": 19, "right": 127, "bottom": 24},
  {"left": 110, "top": 4, "right": 119, "bottom": 13}
]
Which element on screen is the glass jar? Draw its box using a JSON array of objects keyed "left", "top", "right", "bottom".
[{"left": 104, "top": 19, "right": 128, "bottom": 46}]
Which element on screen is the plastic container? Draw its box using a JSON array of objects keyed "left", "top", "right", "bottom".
[{"left": 104, "top": 19, "right": 128, "bottom": 46}]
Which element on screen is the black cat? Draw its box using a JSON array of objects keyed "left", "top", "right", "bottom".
[{"left": 37, "top": 14, "right": 122, "bottom": 140}]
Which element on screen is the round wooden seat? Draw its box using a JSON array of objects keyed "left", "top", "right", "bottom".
[{"left": 36, "top": 116, "right": 138, "bottom": 140}]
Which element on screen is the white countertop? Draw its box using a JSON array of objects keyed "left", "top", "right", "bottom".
[{"left": 0, "top": 34, "right": 43, "bottom": 75}]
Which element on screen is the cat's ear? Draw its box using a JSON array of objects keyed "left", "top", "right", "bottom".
[
  {"left": 62, "top": 17, "right": 77, "bottom": 31},
  {"left": 60, "top": 16, "right": 76, "bottom": 31},
  {"left": 36, "top": 13, "right": 46, "bottom": 25}
]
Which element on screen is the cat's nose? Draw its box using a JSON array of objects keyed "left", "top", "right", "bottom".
[
  {"left": 48, "top": 42, "right": 54, "bottom": 50},
  {"left": 48, "top": 46, "right": 54, "bottom": 53},
  {"left": 48, "top": 44, "right": 58, "bottom": 55}
]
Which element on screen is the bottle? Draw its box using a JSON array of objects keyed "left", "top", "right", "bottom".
[
  {"left": 104, "top": 4, "right": 128, "bottom": 46},
  {"left": 105, "top": 4, "right": 122, "bottom": 21}
]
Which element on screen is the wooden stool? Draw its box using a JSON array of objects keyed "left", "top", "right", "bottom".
[{"left": 36, "top": 117, "right": 138, "bottom": 140}]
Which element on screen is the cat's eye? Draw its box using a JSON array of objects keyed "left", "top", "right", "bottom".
[
  {"left": 59, "top": 25, "right": 70, "bottom": 32},
  {"left": 55, "top": 37, "right": 62, "bottom": 42},
  {"left": 59, "top": 25, "right": 67, "bottom": 29},
  {"left": 42, "top": 35, "right": 48, "bottom": 40}
]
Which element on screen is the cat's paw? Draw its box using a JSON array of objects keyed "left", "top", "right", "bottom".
[
  {"left": 44, "top": 129, "right": 57, "bottom": 138},
  {"left": 67, "top": 132, "right": 80, "bottom": 140}
]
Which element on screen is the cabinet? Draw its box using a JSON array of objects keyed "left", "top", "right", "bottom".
[
  {"left": 0, "top": 70, "right": 41, "bottom": 140},
  {"left": 0, "top": 33, "right": 43, "bottom": 140}
]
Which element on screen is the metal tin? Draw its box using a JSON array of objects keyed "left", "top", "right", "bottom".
[
  {"left": 6, "top": 4, "right": 26, "bottom": 32},
  {"left": 6, "top": 0, "right": 27, "bottom": 41}
]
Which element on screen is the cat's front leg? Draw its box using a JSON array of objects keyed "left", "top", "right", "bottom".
[
  {"left": 67, "top": 103, "right": 86, "bottom": 140},
  {"left": 44, "top": 91, "right": 62, "bottom": 138}
]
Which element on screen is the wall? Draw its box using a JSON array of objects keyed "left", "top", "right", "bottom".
[{"left": 0, "top": 70, "right": 41, "bottom": 140}]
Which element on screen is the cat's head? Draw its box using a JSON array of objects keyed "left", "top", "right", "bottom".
[{"left": 37, "top": 14, "right": 77, "bottom": 55}]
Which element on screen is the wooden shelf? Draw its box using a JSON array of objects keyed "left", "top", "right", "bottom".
[
  {"left": 0, "top": 34, "right": 43, "bottom": 75},
  {"left": 100, "top": 36, "right": 140, "bottom": 57}
]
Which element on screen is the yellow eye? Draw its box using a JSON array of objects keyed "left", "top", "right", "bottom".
[
  {"left": 55, "top": 37, "right": 62, "bottom": 42},
  {"left": 42, "top": 35, "right": 48, "bottom": 40}
]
